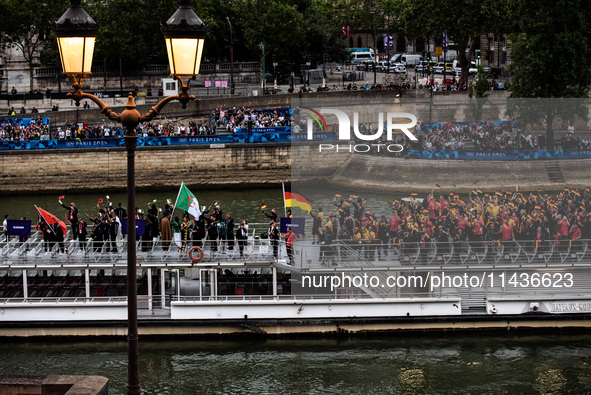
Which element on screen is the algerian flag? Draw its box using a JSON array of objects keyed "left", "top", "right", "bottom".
[{"left": 174, "top": 183, "right": 202, "bottom": 218}]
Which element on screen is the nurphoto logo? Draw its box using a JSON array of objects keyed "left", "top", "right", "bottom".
[
  {"left": 303, "top": 107, "right": 418, "bottom": 153},
  {"left": 304, "top": 108, "right": 418, "bottom": 141}
]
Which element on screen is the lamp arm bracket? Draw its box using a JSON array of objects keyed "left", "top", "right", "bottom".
[
  {"left": 140, "top": 95, "right": 179, "bottom": 122},
  {"left": 80, "top": 92, "right": 121, "bottom": 122}
]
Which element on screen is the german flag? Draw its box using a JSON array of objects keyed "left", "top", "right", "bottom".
[
  {"left": 573, "top": 190, "right": 581, "bottom": 197},
  {"left": 411, "top": 192, "right": 418, "bottom": 196},
  {"left": 284, "top": 186, "right": 312, "bottom": 213},
  {"left": 534, "top": 205, "right": 541, "bottom": 210},
  {"left": 565, "top": 187, "right": 571, "bottom": 193},
  {"left": 335, "top": 193, "right": 341, "bottom": 198},
  {"left": 458, "top": 198, "right": 466, "bottom": 205},
  {"left": 586, "top": 187, "right": 591, "bottom": 192},
  {"left": 477, "top": 189, "right": 483, "bottom": 194},
  {"left": 434, "top": 184, "right": 441, "bottom": 190},
  {"left": 260, "top": 203, "right": 267, "bottom": 210},
  {"left": 495, "top": 191, "right": 503, "bottom": 197},
  {"left": 515, "top": 186, "right": 520, "bottom": 192},
  {"left": 506, "top": 190, "right": 513, "bottom": 195}
]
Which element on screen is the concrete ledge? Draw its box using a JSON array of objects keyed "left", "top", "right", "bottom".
[
  {"left": 0, "top": 314, "right": 590, "bottom": 337},
  {"left": 329, "top": 155, "right": 591, "bottom": 193},
  {"left": 0, "top": 375, "right": 108, "bottom": 395}
]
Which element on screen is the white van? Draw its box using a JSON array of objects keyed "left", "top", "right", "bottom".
[
  {"left": 348, "top": 48, "right": 375, "bottom": 65},
  {"left": 390, "top": 53, "right": 423, "bottom": 67}
]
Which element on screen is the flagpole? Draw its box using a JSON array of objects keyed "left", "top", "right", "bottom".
[
  {"left": 172, "top": 182, "right": 184, "bottom": 218},
  {"left": 282, "top": 183, "right": 287, "bottom": 217}
]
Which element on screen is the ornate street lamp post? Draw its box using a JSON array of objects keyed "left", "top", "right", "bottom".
[{"left": 54, "top": 1, "right": 206, "bottom": 393}]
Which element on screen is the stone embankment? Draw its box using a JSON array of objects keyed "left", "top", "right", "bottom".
[
  {"left": 326, "top": 155, "right": 591, "bottom": 193},
  {"left": 2, "top": 142, "right": 588, "bottom": 195}
]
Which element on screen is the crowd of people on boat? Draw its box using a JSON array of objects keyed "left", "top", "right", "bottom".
[
  {"left": 4, "top": 186, "right": 590, "bottom": 265},
  {"left": 7, "top": 197, "right": 297, "bottom": 263},
  {"left": 309, "top": 186, "right": 591, "bottom": 263}
]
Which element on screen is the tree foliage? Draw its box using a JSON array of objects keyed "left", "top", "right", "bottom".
[
  {"left": 399, "top": 0, "right": 515, "bottom": 85},
  {"left": 0, "top": 0, "right": 69, "bottom": 90},
  {"left": 507, "top": 0, "right": 590, "bottom": 148}
]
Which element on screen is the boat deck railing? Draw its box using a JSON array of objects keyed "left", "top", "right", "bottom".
[
  {"left": 2, "top": 232, "right": 591, "bottom": 270},
  {"left": 0, "top": 296, "right": 127, "bottom": 304},
  {"left": 292, "top": 238, "right": 591, "bottom": 269}
]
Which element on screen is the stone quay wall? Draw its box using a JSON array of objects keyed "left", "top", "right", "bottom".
[
  {"left": 329, "top": 155, "right": 591, "bottom": 193},
  {"left": 2, "top": 142, "right": 590, "bottom": 195},
  {"left": 0, "top": 142, "right": 351, "bottom": 195}
]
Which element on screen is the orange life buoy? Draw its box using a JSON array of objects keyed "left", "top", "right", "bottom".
[{"left": 188, "top": 246, "right": 204, "bottom": 263}]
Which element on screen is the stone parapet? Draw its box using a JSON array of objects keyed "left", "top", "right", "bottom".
[{"left": 1, "top": 142, "right": 353, "bottom": 195}]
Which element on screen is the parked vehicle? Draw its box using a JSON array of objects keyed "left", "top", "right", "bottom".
[
  {"left": 415, "top": 61, "right": 430, "bottom": 72},
  {"left": 376, "top": 61, "right": 390, "bottom": 72},
  {"left": 348, "top": 48, "right": 375, "bottom": 65},
  {"left": 389, "top": 63, "right": 407, "bottom": 73},
  {"left": 390, "top": 53, "right": 424, "bottom": 67}
]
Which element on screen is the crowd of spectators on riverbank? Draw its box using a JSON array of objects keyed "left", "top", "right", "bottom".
[
  {"left": 210, "top": 107, "right": 291, "bottom": 133},
  {"left": 3, "top": 111, "right": 591, "bottom": 155},
  {"left": 55, "top": 119, "right": 212, "bottom": 140},
  {"left": 0, "top": 117, "right": 51, "bottom": 142}
]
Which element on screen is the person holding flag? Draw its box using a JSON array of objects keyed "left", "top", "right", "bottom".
[
  {"left": 283, "top": 185, "right": 312, "bottom": 214},
  {"left": 35, "top": 206, "right": 67, "bottom": 253},
  {"left": 262, "top": 207, "right": 278, "bottom": 225},
  {"left": 173, "top": 183, "right": 202, "bottom": 219},
  {"left": 59, "top": 196, "right": 78, "bottom": 240}
]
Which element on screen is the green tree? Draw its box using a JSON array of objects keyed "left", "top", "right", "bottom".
[
  {"left": 468, "top": 65, "right": 490, "bottom": 121},
  {"left": 237, "top": 0, "right": 307, "bottom": 74},
  {"left": 507, "top": 0, "right": 590, "bottom": 149},
  {"left": 304, "top": 0, "right": 350, "bottom": 66},
  {"left": 398, "top": 0, "right": 515, "bottom": 86},
  {"left": 1, "top": 0, "right": 69, "bottom": 91}
]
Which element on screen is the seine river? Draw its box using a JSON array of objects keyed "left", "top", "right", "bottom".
[{"left": 1, "top": 335, "right": 591, "bottom": 394}]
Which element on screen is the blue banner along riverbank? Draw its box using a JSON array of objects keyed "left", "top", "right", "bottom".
[{"left": 0, "top": 130, "right": 338, "bottom": 150}]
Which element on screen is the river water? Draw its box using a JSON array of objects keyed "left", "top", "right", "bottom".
[{"left": 1, "top": 335, "right": 591, "bottom": 394}]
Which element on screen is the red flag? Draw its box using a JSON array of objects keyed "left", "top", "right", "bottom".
[
  {"left": 35, "top": 206, "right": 67, "bottom": 236},
  {"left": 98, "top": 198, "right": 104, "bottom": 204},
  {"left": 59, "top": 195, "right": 65, "bottom": 200}
]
